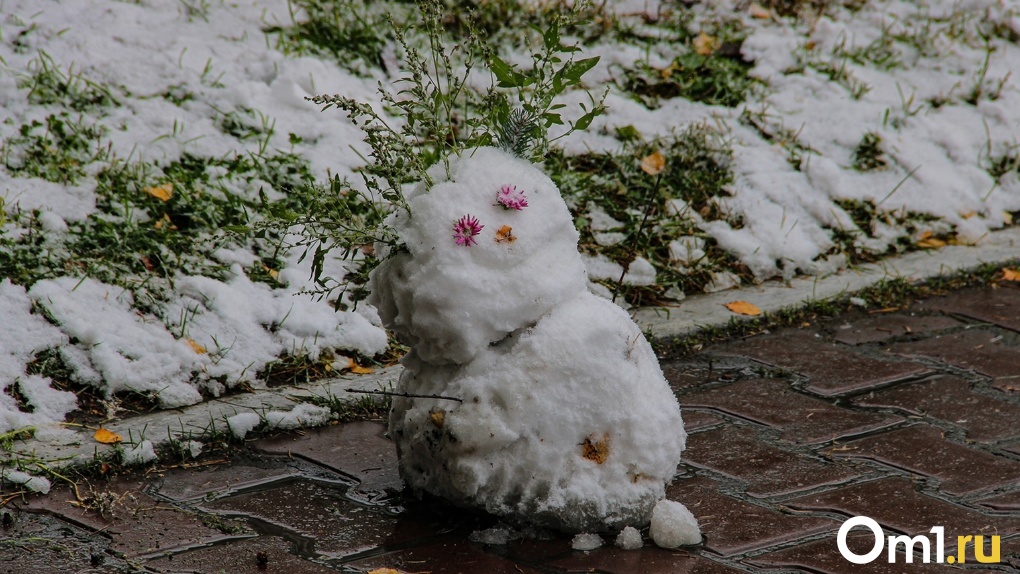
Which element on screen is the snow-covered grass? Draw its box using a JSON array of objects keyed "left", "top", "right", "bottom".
[{"left": 1, "top": 0, "right": 1019, "bottom": 447}]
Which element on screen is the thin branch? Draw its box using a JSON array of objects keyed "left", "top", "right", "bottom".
[{"left": 344, "top": 388, "right": 463, "bottom": 403}]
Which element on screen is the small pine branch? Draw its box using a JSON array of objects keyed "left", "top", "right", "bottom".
[{"left": 497, "top": 108, "right": 538, "bottom": 158}]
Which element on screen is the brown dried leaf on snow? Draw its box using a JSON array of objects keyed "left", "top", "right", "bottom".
[
  {"left": 582, "top": 433, "right": 611, "bottom": 464},
  {"left": 495, "top": 225, "right": 516, "bottom": 244},
  {"left": 640, "top": 151, "right": 666, "bottom": 175},
  {"left": 693, "top": 32, "right": 719, "bottom": 56}
]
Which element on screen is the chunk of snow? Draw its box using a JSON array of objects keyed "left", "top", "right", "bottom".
[
  {"left": 226, "top": 412, "right": 262, "bottom": 440},
  {"left": 571, "top": 532, "right": 604, "bottom": 551},
  {"left": 615, "top": 526, "right": 643, "bottom": 550},
  {"left": 649, "top": 500, "right": 702, "bottom": 548},
  {"left": 121, "top": 440, "right": 158, "bottom": 466},
  {"left": 181, "top": 440, "right": 203, "bottom": 459},
  {"left": 469, "top": 526, "right": 519, "bottom": 545},
  {"left": 265, "top": 403, "right": 332, "bottom": 430},
  {"left": 2, "top": 469, "right": 51, "bottom": 494}
]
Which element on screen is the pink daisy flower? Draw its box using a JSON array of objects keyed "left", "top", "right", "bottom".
[
  {"left": 496, "top": 184, "right": 528, "bottom": 210},
  {"left": 453, "top": 214, "right": 483, "bottom": 246}
]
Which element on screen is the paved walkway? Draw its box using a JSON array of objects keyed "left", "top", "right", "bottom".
[{"left": 3, "top": 284, "right": 1020, "bottom": 573}]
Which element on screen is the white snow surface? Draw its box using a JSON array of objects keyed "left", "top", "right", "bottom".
[{"left": 649, "top": 499, "right": 702, "bottom": 548}]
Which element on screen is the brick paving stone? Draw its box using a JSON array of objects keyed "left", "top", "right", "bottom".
[
  {"left": 662, "top": 363, "right": 712, "bottom": 393},
  {"left": 666, "top": 477, "right": 836, "bottom": 556},
  {"left": 202, "top": 479, "right": 417, "bottom": 559},
  {"left": 143, "top": 535, "right": 337, "bottom": 574},
  {"left": 926, "top": 285, "right": 1020, "bottom": 333},
  {"left": 0, "top": 510, "right": 130, "bottom": 574},
  {"left": 1003, "top": 536, "right": 1020, "bottom": 569},
  {"left": 18, "top": 477, "right": 232, "bottom": 558},
  {"left": 683, "top": 426, "right": 859, "bottom": 497},
  {"left": 682, "top": 409, "right": 725, "bottom": 431},
  {"left": 833, "top": 425, "right": 1020, "bottom": 496},
  {"left": 343, "top": 540, "right": 545, "bottom": 573},
  {"left": 786, "top": 476, "right": 1020, "bottom": 546},
  {"left": 546, "top": 546, "right": 743, "bottom": 573},
  {"left": 852, "top": 376, "right": 1020, "bottom": 443},
  {"left": 683, "top": 379, "right": 902, "bottom": 444},
  {"left": 253, "top": 421, "right": 402, "bottom": 493},
  {"left": 714, "top": 330, "right": 932, "bottom": 396},
  {"left": 832, "top": 314, "right": 963, "bottom": 346},
  {"left": 886, "top": 329, "right": 1020, "bottom": 389},
  {"left": 153, "top": 458, "right": 300, "bottom": 501},
  {"left": 747, "top": 532, "right": 969, "bottom": 573},
  {"left": 975, "top": 490, "right": 1020, "bottom": 512}
]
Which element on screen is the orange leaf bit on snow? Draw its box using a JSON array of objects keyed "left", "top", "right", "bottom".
[
  {"left": 346, "top": 358, "right": 374, "bottom": 375},
  {"left": 495, "top": 225, "right": 516, "bottom": 244},
  {"left": 1002, "top": 268, "right": 1020, "bottom": 282},
  {"left": 145, "top": 183, "right": 173, "bottom": 202},
  {"left": 582, "top": 433, "right": 611, "bottom": 464},
  {"left": 693, "top": 32, "right": 719, "bottom": 56},
  {"left": 94, "top": 427, "right": 122, "bottom": 445},
  {"left": 749, "top": 3, "right": 772, "bottom": 18},
  {"left": 915, "top": 231, "right": 946, "bottom": 249},
  {"left": 724, "top": 300, "right": 761, "bottom": 316},
  {"left": 185, "top": 338, "right": 207, "bottom": 354},
  {"left": 640, "top": 151, "right": 666, "bottom": 175},
  {"left": 368, "top": 569, "right": 409, "bottom": 574}
]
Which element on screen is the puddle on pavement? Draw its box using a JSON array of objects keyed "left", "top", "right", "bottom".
[{"left": 0, "top": 508, "right": 132, "bottom": 573}]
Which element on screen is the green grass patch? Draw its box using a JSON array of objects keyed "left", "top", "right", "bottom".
[
  {"left": 17, "top": 52, "right": 119, "bottom": 113},
  {"left": 851, "top": 131, "right": 887, "bottom": 171},
  {"left": 546, "top": 123, "right": 746, "bottom": 303},
  {"left": 1, "top": 114, "right": 109, "bottom": 184}
]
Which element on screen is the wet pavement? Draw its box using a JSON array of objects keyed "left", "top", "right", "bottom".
[{"left": 3, "top": 283, "right": 1020, "bottom": 573}]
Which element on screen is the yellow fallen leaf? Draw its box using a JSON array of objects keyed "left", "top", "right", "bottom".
[
  {"left": 582, "top": 433, "right": 611, "bottom": 464},
  {"left": 660, "top": 63, "right": 678, "bottom": 79},
  {"left": 154, "top": 214, "right": 175, "bottom": 230},
  {"left": 640, "top": 151, "right": 666, "bottom": 175},
  {"left": 693, "top": 32, "right": 719, "bottom": 56},
  {"left": 185, "top": 338, "right": 207, "bottom": 354},
  {"left": 429, "top": 410, "right": 445, "bottom": 428},
  {"left": 495, "top": 225, "right": 516, "bottom": 244},
  {"left": 749, "top": 3, "right": 772, "bottom": 18},
  {"left": 346, "top": 358, "right": 374, "bottom": 375},
  {"left": 916, "top": 237, "right": 946, "bottom": 249},
  {"left": 960, "top": 211, "right": 976, "bottom": 219},
  {"left": 146, "top": 183, "right": 173, "bottom": 202},
  {"left": 1003, "top": 268, "right": 1020, "bottom": 282},
  {"left": 368, "top": 569, "right": 408, "bottom": 574},
  {"left": 94, "top": 427, "right": 122, "bottom": 445},
  {"left": 724, "top": 300, "right": 761, "bottom": 316},
  {"left": 1004, "top": 211, "right": 1013, "bottom": 225},
  {"left": 261, "top": 264, "right": 280, "bottom": 281}
]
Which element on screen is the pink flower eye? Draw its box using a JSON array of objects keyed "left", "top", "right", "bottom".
[
  {"left": 453, "top": 214, "right": 483, "bottom": 246},
  {"left": 496, "top": 184, "right": 528, "bottom": 211}
]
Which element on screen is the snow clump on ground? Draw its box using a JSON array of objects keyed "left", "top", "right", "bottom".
[{"left": 372, "top": 147, "right": 695, "bottom": 534}]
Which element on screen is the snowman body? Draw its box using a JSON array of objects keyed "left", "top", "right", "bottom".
[{"left": 369, "top": 147, "right": 686, "bottom": 532}]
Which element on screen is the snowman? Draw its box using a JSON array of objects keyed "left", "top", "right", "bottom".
[{"left": 369, "top": 146, "right": 698, "bottom": 537}]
